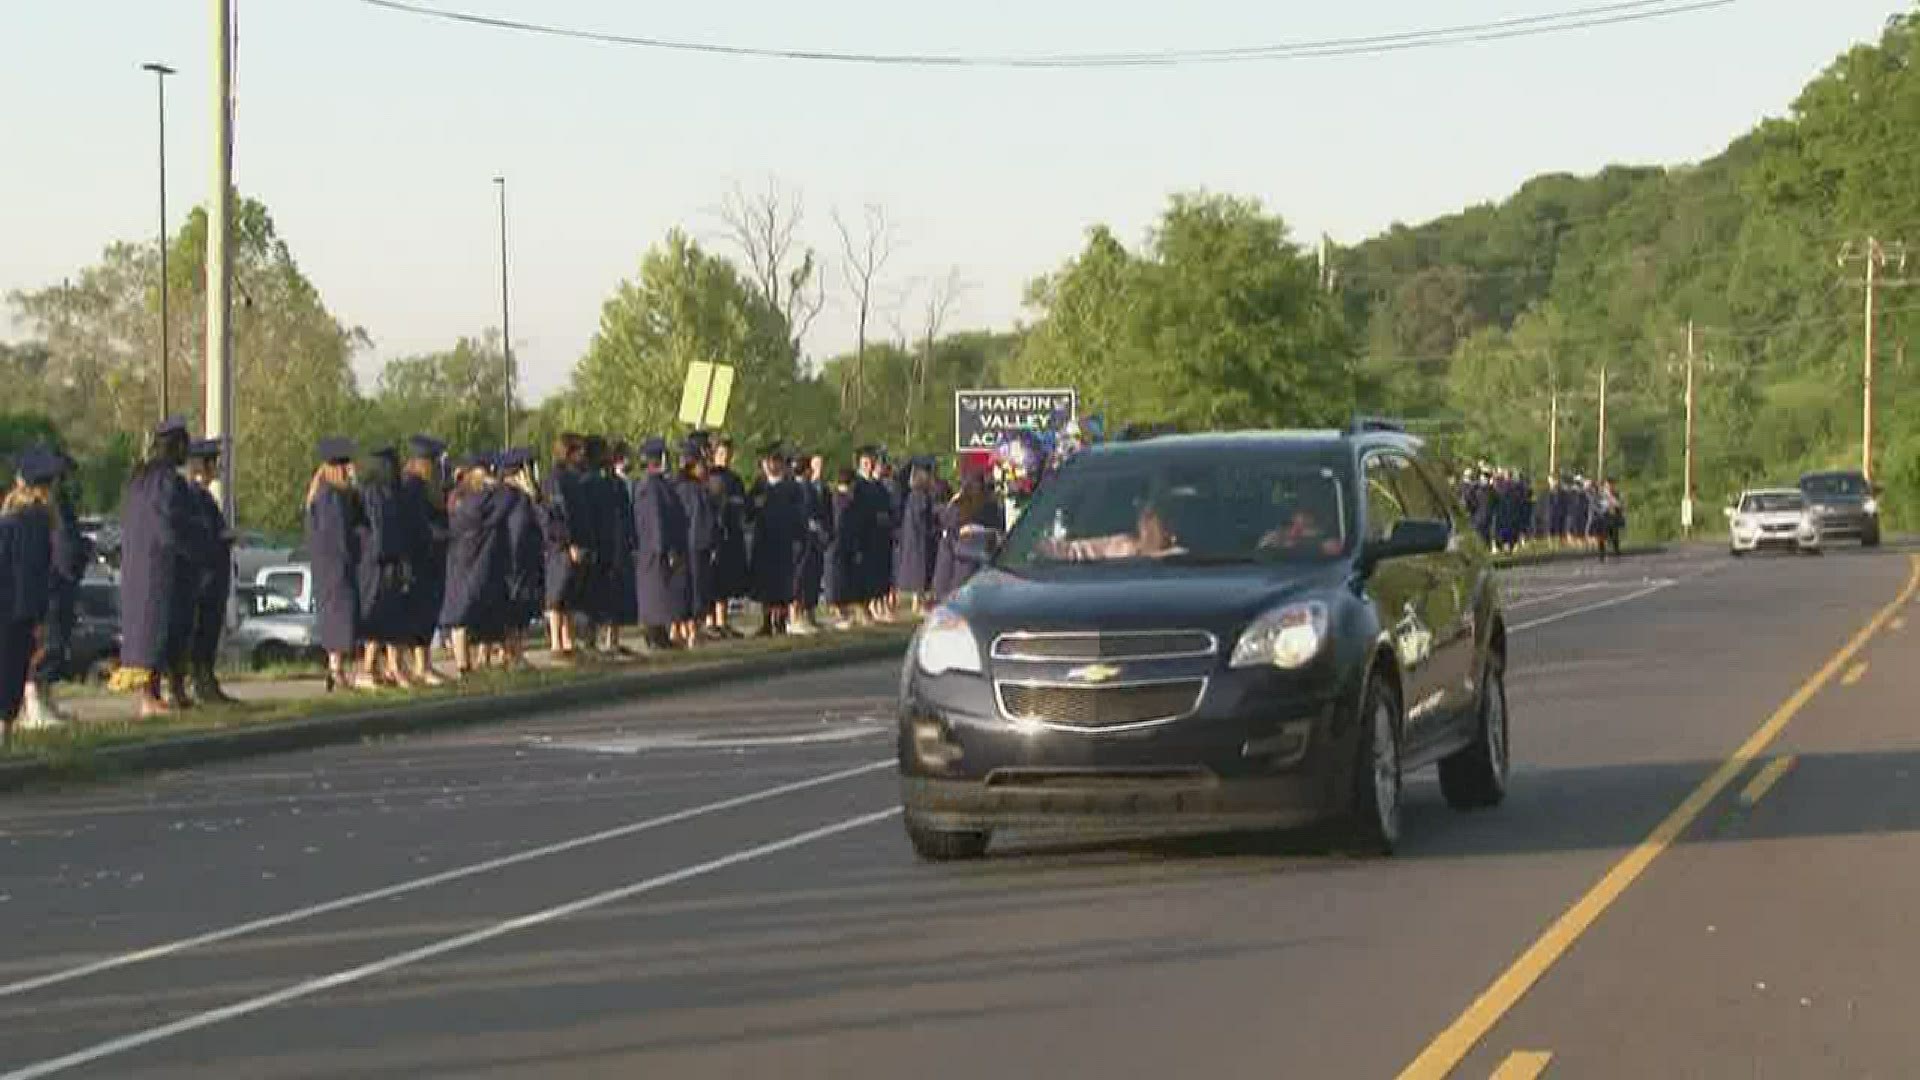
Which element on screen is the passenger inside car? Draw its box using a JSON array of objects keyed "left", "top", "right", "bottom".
[{"left": 1034, "top": 496, "right": 1188, "bottom": 561}]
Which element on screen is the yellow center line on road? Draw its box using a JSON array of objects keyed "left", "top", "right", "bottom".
[
  {"left": 1841, "top": 662, "right": 1869, "bottom": 687},
  {"left": 1397, "top": 553, "right": 1920, "bottom": 1080},
  {"left": 1738, "top": 756, "right": 1796, "bottom": 807},
  {"left": 1890, "top": 616, "right": 1905, "bottom": 631},
  {"left": 1489, "top": 1051, "right": 1553, "bottom": 1080}
]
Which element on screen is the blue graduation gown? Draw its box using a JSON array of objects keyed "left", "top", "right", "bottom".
[
  {"left": 503, "top": 486, "right": 545, "bottom": 626},
  {"left": 632, "top": 473, "right": 689, "bottom": 626},
  {"left": 855, "top": 478, "right": 893, "bottom": 600},
  {"left": 541, "top": 466, "right": 586, "bottom": 611},
  {"left": 398, "top": 476, "right": 446, "bottom": 646},
  {"left": 440, "top": 485, "right": 513, "bottom": 639},
  {"left": 118, "top": 465, "right": 194, "bottom": 671},
  {"left": 674, "top": 476, "right": 718, "bottom": 614},
  {"left": 602, "top": 473, "right": 640, "bottom": 625},
  {"left": 824, "top": 488, "right": 861, "bottom": 606},
  {"left": 932, "top": 497, "right": 1005, "bottom": 601},
  {"left": 710, "top": 468, "right": 750, "bottom": 601},
  {"left": 356, "top": 481, "right": 412, "bottom": 644},
  {"left": 186, "top": 483, "right": 233, "bottom": 663},
  {"left": 747, "top": 478, "right": 804, "bottom": 606},
  {"left": 796, "top": 481, "right": 829, "bottom": 609},
  {"left": 306, "top": 485, "right": 364, "bottom": 654},
  {"left": 894, "top": 488, "right": 937, "bottom": 595}
]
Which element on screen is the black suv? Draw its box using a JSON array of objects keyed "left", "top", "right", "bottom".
[
  {"left": 1798, "top": 470, "right": 1881, "bottom": 547},
  {"left": 897, "top": 425, "right": 1509, "bottom": 860}
]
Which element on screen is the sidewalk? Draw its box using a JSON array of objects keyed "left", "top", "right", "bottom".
[{"left": 5, "top": 622, "right": 918, "bottom": 791}]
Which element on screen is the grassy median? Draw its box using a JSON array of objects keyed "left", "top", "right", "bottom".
[{"left": 5, "top": 624, "right": 915, "bottom": 774}]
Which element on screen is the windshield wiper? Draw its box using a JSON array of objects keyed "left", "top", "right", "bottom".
[{"left": 1154, "top": 553, "right": 1262, "bottom": 566}]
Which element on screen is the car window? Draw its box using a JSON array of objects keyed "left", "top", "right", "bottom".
[
  {"left": 1801, "top": 474, "right": 1868, "bottom": 497},
  {"left": 1388, "top": 455, "right": 1450, "bottom": 524},
  {"left": 261, "top": 572, "right": 302, "bottom": 601},
  {"left": 1363, "top": 453, "right": 1409, "bottom": 541},
  {"left": 1741, "top": 493, "right": 1802, "bottom": 513}
]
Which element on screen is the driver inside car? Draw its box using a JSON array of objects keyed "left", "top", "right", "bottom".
[
  {"left": 1036, "top": 496, "right": 1188, "bottom": 561},
  {"left": 1258, "top": 493, "right": 1345, "bottom": 557}
]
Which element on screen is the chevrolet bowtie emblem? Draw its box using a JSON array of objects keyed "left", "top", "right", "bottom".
[{"left": 1065, "top": 663, "right": 1122, "bottom": 684}]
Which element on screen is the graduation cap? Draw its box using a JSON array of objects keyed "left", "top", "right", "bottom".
[
  {"left": 497, "top": 448, "right": 533, "bottom": 471},
  {"left": 187, "top": 438, "right": 224, "bottom": 460},
  {"left": 455, "top": 451, "right": 493, "bottom": 472},
  {"left": 153, "top": 416, "right": 189, "bottom": 438},
  {"left": 680, "top": 437, "right": 705, "bottom": 461},
  {"left": 638, "top": 436, "right": 668, "bottom": 461},
  {"left": 369, "top": 445, "right": 400, "bottom": 464},
  {"left": 854, "top": 444, "right": 881, "bottom": 459},
  {"left": 407, "top": 434, "right": 446, "bottom": 460},
  {"left": 13, "top": 447, "right": 64, "bottom": 486},
  {"left": 757, "top": 440, "right": 786, "bottom": 461},
  {"left": 688, "top": 429, "right": 713, "bottom": 447},
  {"left": 316, "top": 436, "right": 357, "bottom": 464}
]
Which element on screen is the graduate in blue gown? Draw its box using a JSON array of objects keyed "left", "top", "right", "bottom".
[
  {"left": 399, "top": 435, "right": 451, "bottom": 686},
  {"left": 672, "top": 440, "right": 718, "bottom": 647},
  {"left": 893, "top": 457, "right": 938, "bottom": 615},
  {"left": 600, "top": 440, "right": 640, "bottom": 657},
  {"left": 540, "top": 433, "right": 589, "bottom": 660},
  {"left": 355, "top": 447, "right": 415, "bottom": 687},
  {"left": 21, "top": 450, "right": 88, "bottom": 728},
  {"left": 305, "top": 437, "right": 365, "bottom": 692},
  {"left": 498, "top": 448, "right": 545, "bottom": 670},
  {"left": 440, "top": 454, "right": 514, "bottom": 675},
  {"left": 630, "top": 438, "right": 688, "bottom": 649},
  {"left": 706, "top": 438, "right": 750, "bottom": 638},
  {"left": 0, "top": 449, "right": 61, "bottom": 744},
  {"left": 117, "top": 417, "right": 197, "bottom": 716},
  {"left": 746, "top": 443, "right": 805, "bottom": 636},
  {"left": 184, "top": 439, "right": 238, "bottom": 704}
]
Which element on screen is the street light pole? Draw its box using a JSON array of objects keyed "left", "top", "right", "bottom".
[
  {"left": 494, "top": 176, "right": 513, "bottom": 449},
  {"left": 142, "top": 62, "right": 176, "bottom": 420},
  {"left": 206, "top": 0, "right": 236, "bottom": 523}
]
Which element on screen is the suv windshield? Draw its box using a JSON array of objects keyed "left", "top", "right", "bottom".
[
  {"left": 1802, "top": 473, "right": 1869, "bottom": 497},
  {"left": 998, "top": 450, "right": 1353, "bottom": 568},
  {"left": 1742, "top": 493, "right": 1803, "bottom": 513}
]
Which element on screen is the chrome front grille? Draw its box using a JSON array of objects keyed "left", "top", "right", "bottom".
[
  {"left": 996, "top": 679, "right": 1206, "bottom": 731},
  {"left": 990, "top": 630, "right": 1217, "bottom": 662}
]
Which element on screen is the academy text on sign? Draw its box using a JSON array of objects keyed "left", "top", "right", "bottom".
[{"left": 953, "top": 389, "right": 1077, "bottom": 451}]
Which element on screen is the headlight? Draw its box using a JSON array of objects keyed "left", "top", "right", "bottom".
[
  {"left": 1230, "top": 601, "right": 1329, "bottom": 670},
  {"left": 915, "top": 608, "right": 982, "bottom": 676},
  {"left": 1864, "top": 498, "right": 1879, "bottom": 515}
]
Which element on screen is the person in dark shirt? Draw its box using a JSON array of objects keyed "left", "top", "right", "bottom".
[
  {"left": 1, "top": 449, "right": 62, "bottom": 744},
  {"left": 355, "top": 447, "right": 413, "bottom": 687},
  {"left": 440, "top": 455, "right": 513, "bottom": 675},
  {"left": 498, "top": 449, "right": 545, "bottom": 670},
  {"left": 305, "top": 438, "right": 365, "bottom": 692},
  {"left": 541, "top": 433, "right": 588, "bottom": 661},
  {"left": 894, "top": 458, "right": 938, "bottom": 616},
  {"left": 398, "top": 436, "right": 450, "bottom": 686},
  {"left": 707, "top": 437, "right": 750, "bottom": 638},
  {"left": 184, "top": 439, "right": 238, "bottom": 704},
  {"left": 672, "top": 441, "right": 717, "bottom": 648},
  {"left": 746, "top": 443, "right": 804, "bottom": 637},
  {"left": 631, "top": 438, "right": 688, "bottom": 650}
]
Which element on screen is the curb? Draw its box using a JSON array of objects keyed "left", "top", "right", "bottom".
[
  {"left": 0, "top": 633, "right": 913, "bottom": 794},
  {"left": 1494, "top": 544, "right": 1667, "bottom": 570}
]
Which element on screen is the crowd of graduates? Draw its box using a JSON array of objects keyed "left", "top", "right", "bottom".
[{"left": 1457, "top": 466, "right": 1627, "bottom": 558}]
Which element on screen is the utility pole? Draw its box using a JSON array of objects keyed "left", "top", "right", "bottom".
[
  {"left": 1596, "top": 364, "right": 1609, "bottom": 479},
  {"left": 1318, "top": 233, "right": 1335, "bottom": 293},
  {"left": 494, "top": 176, "right": 513, "bottom": 449},
  {"left": 1683, "top": 321, "right": 1695, "bottom": 536},
  {"left": 141, "top": 62, "right": 176, "bottom": 421},
  {"left": 1838, "top": 236, "right": 1909, "bottom": 482},
  {"left": 1547, "top": 390, "right": 1559, "bottom": 481},
  {"left": 206, "top": 0, "right": 236, "bottom": 523}
]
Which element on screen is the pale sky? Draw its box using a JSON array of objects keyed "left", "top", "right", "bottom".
[{"left": 1, "top": 0, "right": 1904, "bottom": 401}]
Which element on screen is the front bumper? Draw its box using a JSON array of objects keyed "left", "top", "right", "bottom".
[
  {"left": 1809, "top": 513, "right": 1878, "bottom": 540},
  {"left": 898, "top": 661, "right": 1359, "bottom": 832},
  {"left": 1732, "top": 528, "right": 1819, "bottom": 552}
]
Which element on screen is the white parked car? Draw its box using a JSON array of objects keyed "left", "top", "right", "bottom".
[
  {"left": 1725, "top": 488, "right": 1819, "bottom": 556},
  {"left": 222, "top": 584, "right": 322, "bottom": 669}
]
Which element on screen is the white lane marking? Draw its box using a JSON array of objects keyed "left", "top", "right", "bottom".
[
  {"left": 1502, "top": 581, "right": 1616, "bottom": 609},
  {"left": 1512, "top": 581, "right": 1676, "bottom": 633},
  {"left": 534, "top": 720, "right": 887, "bottom": 754},
  {"left": 0, "top": 807, "right": 901, "bottom": 1080},
  {"left": 0, "top": 759, "right": 894, "bottom": 1001}
]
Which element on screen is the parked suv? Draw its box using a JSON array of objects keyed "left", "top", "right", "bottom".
[
  {"left": 897, "top": 423, "right": 1510, "bottom": 860},
  {"left": 1798, "top": 470, "right": 1881, "bottom": 547}
]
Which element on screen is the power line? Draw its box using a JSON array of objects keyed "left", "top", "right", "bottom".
[{"left": 354, "top": 0, "right": 1740, "bottom": 69}]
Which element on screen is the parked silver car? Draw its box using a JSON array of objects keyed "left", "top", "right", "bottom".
[{"left": 222, "top": 584, "right": 322, "bottom": 669}]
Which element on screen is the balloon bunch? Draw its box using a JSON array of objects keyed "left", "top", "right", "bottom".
[
  {"left": 1051, "top": 413, "right": 1105, "bottom": 469},
  {"left": 992, "top": 429, "right": 1049, "bottom": 501}
]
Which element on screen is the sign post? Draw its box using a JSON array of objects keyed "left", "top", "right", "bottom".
[
  {"left": 678, "top": 361, "right": 736, "bottom": 429},
  {"left": 953, "top": 388, "right": 1078, "bottom": 452}
]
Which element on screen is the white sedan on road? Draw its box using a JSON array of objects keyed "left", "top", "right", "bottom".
[{"left": 1726, "top": 488, "right": 1819, "bottom": 556}]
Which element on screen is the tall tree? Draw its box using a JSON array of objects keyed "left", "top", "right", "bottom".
[
  {"left": 711, "top": 177, "right": 825, "bottom": 358},
  {"left": 833, "top": 204, "right": 897, "bottom": 416},
  {"left": 567, "top": 230, "right": 801, "bottom": 449}
]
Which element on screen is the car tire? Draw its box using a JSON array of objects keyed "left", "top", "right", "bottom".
[
  {"left": 904, "top": 817, "right": 990, "bottom": 862},
  {"left": 1340, "top": 670, "right": 1402, "bottom": 856},
  {"left": 1440, "top": 653, "right": 1509, "bottom": 811},
  {"left": 1863, "top": 530, "right": 1881, "bottom": 549},
  {"left": 1729, "top": 547, "right": 1745, "bottom": 558},
  {"left": 253, "top": 641, "right": 295, "bottom": 670}
]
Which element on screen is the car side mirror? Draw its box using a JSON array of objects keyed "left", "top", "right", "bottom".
[
  {"left": 1362, "top": 518, "right": 1450, "bottom": 570},
  {"left": 953, "top": 527, "right": 1002, "bottom": 565}
]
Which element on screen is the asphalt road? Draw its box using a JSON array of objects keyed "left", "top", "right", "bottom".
[{"left": 2, "top": 542, "right": 1917, "bottom": 1079}]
